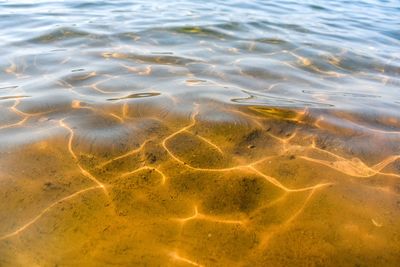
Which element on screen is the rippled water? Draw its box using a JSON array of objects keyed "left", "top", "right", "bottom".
[{"left": 1, "top": 0, "right": 400, "bottom": 266}]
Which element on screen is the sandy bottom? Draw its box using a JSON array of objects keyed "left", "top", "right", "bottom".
[{"left": 0, "top": 101, "right": 399, "bottom": 266}]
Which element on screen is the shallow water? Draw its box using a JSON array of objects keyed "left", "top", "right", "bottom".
[{"left": 1, "top": 0, "right": 400, "bottom": 266}]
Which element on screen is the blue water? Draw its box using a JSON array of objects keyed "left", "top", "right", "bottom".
[{"left": 0, "top": 0, "right": 399, "bottom": 115}]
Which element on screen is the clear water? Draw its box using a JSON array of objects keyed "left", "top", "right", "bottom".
[{"left": 0, "top": 0, "right": 399, "bottom": 266}]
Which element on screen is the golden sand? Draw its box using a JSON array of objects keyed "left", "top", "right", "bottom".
[{"left": 0, "top": 96, "right": 399, "bottom": 266}]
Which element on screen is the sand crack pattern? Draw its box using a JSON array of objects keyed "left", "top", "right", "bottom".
[
  {"left": 1, "top": 0, "right": 400, "bottom": 264},
  {"left": 1, "top": 92, "right": 400, "bottom": 266}
]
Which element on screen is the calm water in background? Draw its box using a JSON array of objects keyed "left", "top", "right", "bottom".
[
  {"left": 1, "top": 0, "right": 399, "bottom": 112},
  {"left": 0, "top": 0, "right": 400, "bottom": 266}
]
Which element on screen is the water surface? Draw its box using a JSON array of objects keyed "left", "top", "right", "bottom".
[{"left": 0, "top": 0, "right": 400, "bottom": 266}]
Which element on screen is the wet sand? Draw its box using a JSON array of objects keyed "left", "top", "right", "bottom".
[
  {"left": 1, "top": 98, "right": 399, "bottom": 266},
  {"left": 1, "top": 1, "right": 400, "bottom": 265}
]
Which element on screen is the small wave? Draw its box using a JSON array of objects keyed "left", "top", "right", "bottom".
[
  {"left": 232, "top": 90, "right": 334, "bottom": 108},
  {"left": 107, "top": 92, "right": 161, "bottom": 101},
  {"left": 103, "top": 51, "right": 200, "bottom": 65},
  {"left": 0, "top": 95, "right": 30, "bottom": 101},
  {"left": 25, "top": 27, "right": 92, "bottom": 44},
  {"left": 0, "top": 86, "right": 18, "bottom": 90},
  {"left": 302, "top": 90, "right": 380, "bottom": 98}
]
